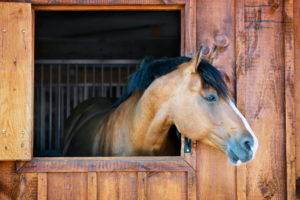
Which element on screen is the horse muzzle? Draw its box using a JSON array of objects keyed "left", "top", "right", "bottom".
[{"left": 225, "top": 133, "right": 256, "bottom": 165}]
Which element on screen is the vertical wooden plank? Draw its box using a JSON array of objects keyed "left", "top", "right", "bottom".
[
  {"left": 138, "top": 172, "right": 147, "bottom": 200},
  {"left": 236, "top": 0, "right": 247, "bottom": 199},
  {"left": 147, "top": 172, "right": 187, "bottom": 200},
  {"left": 0, "top": 3, "right": 33, "bottom": 161},
  {"left": 48, "top": 173, "right": 88, "bottom": 200},
  {"left": 38, "top": 173, "right": 47, "bottom": 200},
  {"left": 294, "top": 0, "right": 300, "bottom": 198},
  {"left": 185, "top": 0, "right": 196, "bottom": 57},
  {"left": 196, "top": 0, "right": 236, "bottom": 199},
  {"left": 241, "top": 0, "right": 286, "bottom": 199},
  {"left": 185, "top": 140, "right": 196, "bottom": 170},
  {"left": 31, "top": 9, "right": 35, "bottom": 158},
  {"left": 97, "top": 172, "right": 137, "bottom": 200},
  {"left": 187, "top": 171, "right": 196, "bottom": 200},
  {"left": 181, "top": 7, "right": 185, "bottom": 56},
  {"left": 284, "top": 0, "right": 296, "bottom": 199},
  {"left": 88, "top": 172, "right": 97, "bottom": 200}
]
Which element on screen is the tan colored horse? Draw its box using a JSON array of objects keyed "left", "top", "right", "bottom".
[{"left": 62, "top": 47, "right": 258, "bottom": 165}]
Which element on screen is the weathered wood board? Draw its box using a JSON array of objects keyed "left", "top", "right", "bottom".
[
  {"left": 236, "top": 0, "right": 287, "bottom": 199},
  {"left": 0, "top": 2, "right": 33, "bottom": 161},
  {"left": 196, "top": 0, "right": 237, "bottom": 199}
]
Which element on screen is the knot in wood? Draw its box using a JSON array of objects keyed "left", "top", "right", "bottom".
[
  {"left": 215, "top": 34, "right": 228, "bottom": 46},
  {"left": 201, "top": 44, "right": 210, "bottom": 56}
]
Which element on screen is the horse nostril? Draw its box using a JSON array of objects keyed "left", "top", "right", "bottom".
[
  {"left": 245, "top": 141, "right": 251, "bottom": 151},
  {"left": 240, "top": 136, "right": 254, "bottom": 153}
]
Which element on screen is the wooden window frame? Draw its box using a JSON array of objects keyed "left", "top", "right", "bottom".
[{"left": 16, "top": 1, "right": 197, "bottom": 186}]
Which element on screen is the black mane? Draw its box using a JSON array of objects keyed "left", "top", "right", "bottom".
[{"left": 113, "top": 56, "right": 229, "bottom": 107}]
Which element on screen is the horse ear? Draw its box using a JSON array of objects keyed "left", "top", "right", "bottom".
[
  {"left": 190, "top": 46, "right": 203, "bottom": 73},
  {"left": 209, "top": 46, "right": 217, "bottom": 64}
]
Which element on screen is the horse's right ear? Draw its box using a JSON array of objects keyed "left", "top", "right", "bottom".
[{"left": 188, "top": 46, "right": 203, "bottom": 73}]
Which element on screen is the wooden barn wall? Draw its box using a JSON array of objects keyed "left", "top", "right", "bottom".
[
  {"left": 196, "top": 0, "right": 288, "bottom": 200},
  {"left": 0, "top": 0, "right": 298, "bottom": 200}
]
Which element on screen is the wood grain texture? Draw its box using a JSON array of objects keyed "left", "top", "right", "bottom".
[
  {"left": 97, "top": 172, "right": 137, "bottom": 200},
  {"left": 31, "top": 9, "right": 35, "bottom": 158},
  {"left": 38, "top": 173, "right": 47, "bottom": 200},
  {"left": 147, "top": 172, "right": 187, "bottom": 200},
  {"left": 284, "top": 0, "right": 296, "bottom": 199},
  {"left": 88, "top": 172, "right": 97, "bottom": 200},
  {"left": 0, "top": 162, "right": 37, "bottom": 200},
  {"left": 6, "top": 0, "right": 188, "bottom": 4},
  {"left": 236, "top": 0, "right": 247, "bottom": 199},
  {"left": 295, "top": 0, "right": 300, "bottom": 198},
  {"left": 187, "top": 171, "right": 196, "bottom": 200},
  {"left": 17, "top": 159, "right": 193, "bottom": 173},
  {"left": 138, "top": 172, "right": 147, "bottom": 200},
  {"left": 48, "top": 173, "right": 88, "bottom": 200},
  {"left": 196, "top": 0, "right": 237, "bottom": 199},
  {"left": 184, "top": 0, "right": 196, "bottom": 57},
  {"left": 239, "top": 0, "right": 286, "bottom": 199},
  {"left": 32, "top": 5, "right": 184, "bottom": 11},
  {"left": 196, "top": 142, "right": 236, "bottom": 200},
  {"left": 0, "top": 3, "right": 33, "bottom": 161},
  {"left": 185, "top": 140, "right": 196, "bottom": 170}
]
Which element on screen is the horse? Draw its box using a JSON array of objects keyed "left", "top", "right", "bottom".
[{"left": 62, "top": 46, "right": 258, "bottom": 165}]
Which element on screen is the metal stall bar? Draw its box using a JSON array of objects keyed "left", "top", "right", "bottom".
[
  {"left": 93, "top": 65, "right": 95, "bottom": 98},
  {"left": 84, "top": 64, "right": 87, "bottom": 100},
  {"left": 58, "top": 64, "right": 61, "bottom": 151},
  {"left": 110, "top": 65, "right": 113, "bottom": 98},
  {"left": 67, "top": 64, "right": 70, "bottom": 117},
  {"left": 101, "top": 64, "right": 104, "bottom": 97},
  {"left": 40, "top": 64, "right": 44, "bottom": 151},
  {"left": 61, "top": 83, "right": 64, "bottom": 151},
  {"left": 36, "top": 86, "right": 40, "bottom": 150},
  {"left": 49, "top": 64, "right": 53, "bottom": 151},
  {"left": 118, "top": 64, "right": 121, "bottom": 98},
  {"left": 74, "top": 65, "right": 78, "bottom": 107}
]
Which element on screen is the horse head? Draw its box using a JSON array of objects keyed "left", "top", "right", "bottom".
[{"left": 169, "top": 47, "right": 258, "bottom": 165}]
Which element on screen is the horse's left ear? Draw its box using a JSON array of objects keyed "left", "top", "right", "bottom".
[{"left": 189, "top": 46, "right": 203, "bottom": 73}]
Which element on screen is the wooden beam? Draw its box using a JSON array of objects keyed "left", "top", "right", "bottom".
[
  {"left": 16, "top": 161, "right": 28, "bottom": 172},
  {"left": 17, "top": 159, "right": 194, "bottom": 173},
  {"left": 284, "top": 0, "right": 296, "bottom": 199},
  {"left": 236, "top": 0, "right": 247, "bottom": 199},
  {"left": 38, "top": 173, "right": 47, "bottom": 200},
  {"left": 20, "top": 0, "right": 189, "bottom": 4},
  {"left": 184, "top": 140, "right": 196, "bottom": 170},
  {"left": 137, "top": 172, "right": 147, "bottom": 200},
  {"left": 187, "top": 170, "right": 196, "bottom": 200},
  {"left": 0, "top": 2, "right": 33, "bottom": 161},
  {"left": 32, "top": 5, "right": 184, "bottom": 11},
  {"left": 88, "top": 172, "right": 97, "bottom": 200},
  {"left": 196, "top": 0, "right": 236, "bottom": 198},
  {"left": 184, "top": 0, "right": 196, "bottom": 57}
]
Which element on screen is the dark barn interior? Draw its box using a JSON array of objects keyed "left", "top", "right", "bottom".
[{"left": 34, "top": 11, "right": 181, "bottom": 156}]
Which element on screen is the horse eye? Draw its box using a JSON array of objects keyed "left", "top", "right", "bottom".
[{"left": 204, "top": 95, "right": 216, "bottom": 102}]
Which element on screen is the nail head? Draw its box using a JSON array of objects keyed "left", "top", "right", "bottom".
[
  {"left": 2, "top": 130, "right": 5, "bottom": 134},
  {"left": 22, "top": 30, "right": 25, "bottom": 33},
  {"left": 22, "top": 131, "right": 25, "bottom": 134}
]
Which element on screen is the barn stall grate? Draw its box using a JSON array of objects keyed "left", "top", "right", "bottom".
[{"left": 34, "top": 60, "right": 141, "bottom": 157}]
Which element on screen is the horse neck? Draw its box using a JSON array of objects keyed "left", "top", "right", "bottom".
[{"left": 126, "top": 79, "right": 176, "bottom": 155}]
